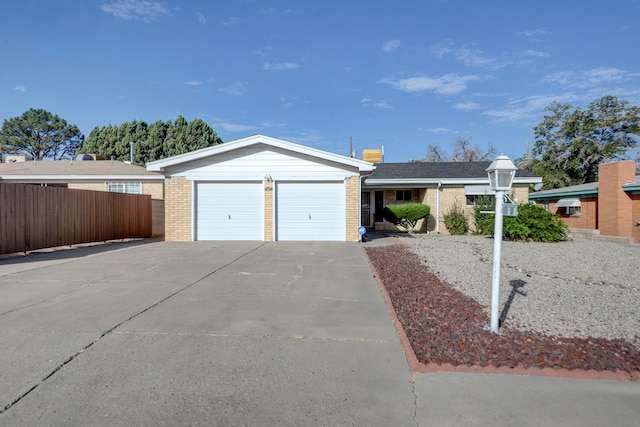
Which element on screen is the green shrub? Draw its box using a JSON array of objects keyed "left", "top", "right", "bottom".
[
  {"left": 443, "top": 200, "right": 468, "bottom": 235},
  {"left": 383, "top": 203, "right": 430, "bottom": 232},
  {"left": 473, "top": 198, "right": 568, "bottom": 242},
  {"left": 472, "top": 195, "right": 495, "bottom": 235}
]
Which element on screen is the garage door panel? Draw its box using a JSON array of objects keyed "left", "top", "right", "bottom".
[
  {"left": 276, "top": 182, "right": 344, "bottom": 241},
  {"left": 196, "top": 182, "right": 263, "bottom": 241}
]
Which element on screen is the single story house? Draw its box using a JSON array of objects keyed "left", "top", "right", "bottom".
[
  {"left": 529, "top": 160, "right": 640, "bottom": 243},
  {"left": 362, "top": 161, "right": 541, "bottom": 233},
  {"left": 146, "top": 134, "right": 375, "bottom": 242},
  {"left": 0, "top": 157, "right": 165, "bottom": 236}
]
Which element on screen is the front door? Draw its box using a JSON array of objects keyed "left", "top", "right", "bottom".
[{"left": 374, "top": 191, "right": 384, "bottom": 223}]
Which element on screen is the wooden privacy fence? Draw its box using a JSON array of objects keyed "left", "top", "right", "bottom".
[{"left": 0, "top": 183, "right": 152, "bottom": 255}]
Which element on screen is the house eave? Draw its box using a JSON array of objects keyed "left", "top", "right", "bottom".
[
  {"left": 362, "top": 176, "right": 540, "bottom": 188},
  {"left": 0, "top": 175, "right": 163, "bottom": 183},
  {"left": 146, "top": 134, "right": 375, "bottom": 173}
]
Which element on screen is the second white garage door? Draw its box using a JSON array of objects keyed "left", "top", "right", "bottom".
[
  {"left": 275, "top": 181, "right": 345, "bottom": 241},
  {"left": 195, "top": 181, "right": 263, "bottom": 240}
]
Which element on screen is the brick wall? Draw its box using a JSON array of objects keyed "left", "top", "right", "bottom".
[
  {"left": 164, "top": 176, "right": 192, "bottom": 241},
  {"left": 632, "top": 194, "right": 640, "bottom": 243},
  {"left": 264, "top": 180, "right": 274, "bottom": 241},
  {"left": 345, "top": 176, "right": 361, "bottom": 242},
  {"left": 598, "top": 161, "right": 635, "bottom": 238},
  {"left": 550, "top": 196, "right": 598, "bottom": 229}
]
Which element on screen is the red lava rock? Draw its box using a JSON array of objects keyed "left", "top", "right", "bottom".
[{"left": 365, "top": 244, "right": 640, "bottom": 374}]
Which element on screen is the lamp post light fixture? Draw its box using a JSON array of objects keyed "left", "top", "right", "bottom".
[{"left": 486, "top": 154, "right": 518, "bottom": 333}]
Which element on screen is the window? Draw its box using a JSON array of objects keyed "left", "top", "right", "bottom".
[
  {"left": 565, "top": 206, "right": 581, "bottom": 216},
  {"left": 556, "top": 198, "right": 581, "bottom": 216},
  {"left": 107, "top": 182, "right": 141, "bottom": 194},
  {"left": 464, "top": 186, "right": 495, "bottom": 206},
  {"left": 395, "top": 190, "right": 412, "bottom": 201},
  {"left": 465, "top": 195, "right": 482, "bottom": 206}
]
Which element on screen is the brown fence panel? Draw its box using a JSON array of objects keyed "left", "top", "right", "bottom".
[{"left": 0, "top": 183, "right": 152, "bottom": 255}]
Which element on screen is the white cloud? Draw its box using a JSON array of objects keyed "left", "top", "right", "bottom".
[
  {"left": 14, "top": 85, "right": 27, "bottom": 92},
  {"left": 196, "top": 12, "right": 207, "bottom": 24},
  {"left": 361, "top": 97, "right": 392, "bottom": 109},
  {"left": 543, "top": 67, "right": 638, "bottom": 89},
  {"left": 373, "top": 100, "right": 392, "bottom": 109},
  {"left": 382, "top": 39, "right": 400, "bottom": 54},
  {"left": 432, "top": 40, "right": 499, "bottom": 68},
  {"left": 218, "top": 81, "right": 246, "bottom": 96},
  {"left": 263, "top": 62, "right": 299, "bottom": 71},
  {"left": 215, "top": 122, "right": 259, "bottom": 133},
  {"left": 522, "top": 50, "right": 550, "bottom": 58},
  {"left": 483, "top": 93, "right": 578, "bottom": 123},
  {"left": 99, "top": 0, "right": 169, "bottom": 22},
  {"left": 517, "top": 28, "right": 551, "bottom": 40},
  {"left": 427, "top": 127, "right": 456, "bottom": 134},
  {"left": 453, "top": 102, "right": 479, "bottom": 111},
  {"left": 183, "top": 80, "right": 203, "bottom": 86},
  {"left": 380, "top": 73, "right": 489, "bottom": 95},
  {"left": 220, "top": 17, "right": 240, "bottom": 26}
]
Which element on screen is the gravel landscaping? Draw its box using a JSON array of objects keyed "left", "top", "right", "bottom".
[{"left": 365, "top": 234, "right": 640, "bottom": 373}]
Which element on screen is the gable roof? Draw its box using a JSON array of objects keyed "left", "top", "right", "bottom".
[
  {"left": 363, "top": 161, "right": 540, "bottom": 187},
  {"left": 0, "top": 160, "right": 162, "bottom": 183},
  {"left": 146, "top": 134, "right": 375, "bottom": 173}
]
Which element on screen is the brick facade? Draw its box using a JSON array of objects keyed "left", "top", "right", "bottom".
[
  {"left": 164, "top": 176, "right": 192, "bottom": 241},
  {"left": 264, "top": 179, "right": 274, "bottom": 241},
  {"left": 598, "top": 161, "right": 635, "bottom": 239},
  {"left": 345, "top": 176, "right": 361, "bottom": 242},
  {"left": 373, "top": 184, "right": 532, "bottom": 234}
]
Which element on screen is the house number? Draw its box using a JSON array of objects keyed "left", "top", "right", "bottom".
[{"left": 265, "top": 186, "right": 273, "bottom": 191}]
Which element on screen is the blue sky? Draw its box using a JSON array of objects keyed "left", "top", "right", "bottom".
[{"left": 1, "top": 0, "right": 639, "bottom": 163}]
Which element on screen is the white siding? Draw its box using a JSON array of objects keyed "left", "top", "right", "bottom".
[{"left": 165, "top": 145, "right": 359, "bottom": 181}]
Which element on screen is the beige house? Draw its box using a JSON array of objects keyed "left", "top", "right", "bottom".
[
  {"left": 362, "top": 162, "right": 541, "bottom": 233},
  {"left": 0, "top": 158, "right": 165, "bottom": 236},
  {"left": 146, "top": 134, "right": 375, "bottom": 242}
]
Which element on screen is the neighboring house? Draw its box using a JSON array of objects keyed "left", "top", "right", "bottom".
[
  {"left": 361, "top": 162, "right": 541, "bottom": 233},
  {"left": 146, "top": 134, "right": 375, "bottom": 242},
  {"left": 0, "top": 158, "right": 165, "bottom": 236},
  {"left": 529, "top": 160, "right": 640, "bottom": 243}
]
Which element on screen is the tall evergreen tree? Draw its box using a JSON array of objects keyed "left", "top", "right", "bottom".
[
  {"left": 0, "top": 108, "right": 84, "bottom": 160},
  {"left": 79, "top": 116, "right": 222, "bottom": 164}
]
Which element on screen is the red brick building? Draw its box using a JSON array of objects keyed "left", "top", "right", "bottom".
[{"left": 529, "top": 161, "right": 640, "bottom": 243}]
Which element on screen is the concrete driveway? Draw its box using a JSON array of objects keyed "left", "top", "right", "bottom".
[
  {"left": 0, "top": 240, "right": 415, "bottom": 426},
  {"left": 1, "top": 239, "right": 639, "bottom": 426}
]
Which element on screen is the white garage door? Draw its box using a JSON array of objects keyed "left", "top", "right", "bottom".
[
  {"left": 195, "top": 182, "right": 263, "bottom": 240},
  {"left": 276, "top": 181, "right": 345, "bottom": 241}
]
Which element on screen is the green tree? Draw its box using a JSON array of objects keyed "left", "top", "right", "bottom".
[
  {"left": 0, "top": 108, "right": 84, "bottom": 160},
  {"left": 79, "top": 116, "right": 222, "bottom": 164},
  {"left": 519, "top": 95, "right": 640, "bottom": 189}
]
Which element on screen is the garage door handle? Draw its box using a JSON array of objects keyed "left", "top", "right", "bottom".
[
  {"left": 228, "top": 214, "right": 231, "bottom": 220},
  {"left": 308, "top": 213, "right": 311, "bottom": 220}
]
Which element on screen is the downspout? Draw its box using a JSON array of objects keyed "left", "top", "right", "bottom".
[{"left": 436, "top": 181, "right": 442, "bottom": 234}]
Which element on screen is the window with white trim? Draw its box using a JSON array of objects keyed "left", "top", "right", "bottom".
[{"left": 107, "top": 182, "right": 142, "bottom": 194}]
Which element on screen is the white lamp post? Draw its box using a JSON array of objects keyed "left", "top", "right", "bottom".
[{"left": 486, "top": 154, "right": 517, "bottom": 333}]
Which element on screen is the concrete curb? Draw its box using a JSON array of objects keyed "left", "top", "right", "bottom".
[{"left": 360, "top": 239, "right": 640, "bottom": 382}]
